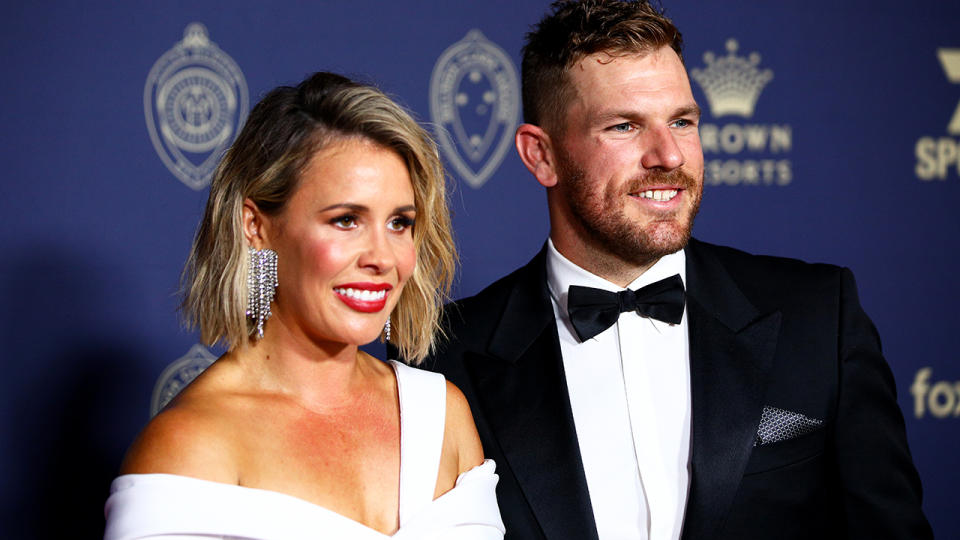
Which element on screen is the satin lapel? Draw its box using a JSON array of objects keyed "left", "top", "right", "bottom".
[
  {"left": 681, "top": 240, "right": 781, "bottom": 540},
  {"left": 465, "top": 248, "right": 599, "bottom": 540}
]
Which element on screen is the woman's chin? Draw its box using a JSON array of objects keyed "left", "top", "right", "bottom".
[{"left": 337, "top": 328, "right": 388, "bottom": 349}]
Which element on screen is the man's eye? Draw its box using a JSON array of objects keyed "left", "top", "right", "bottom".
[
  {"left": 610, "top": 123, "right": 633, "bottom": 133},
  {"left": 672, "top": 118, "right": 693, "bottom": 128}
]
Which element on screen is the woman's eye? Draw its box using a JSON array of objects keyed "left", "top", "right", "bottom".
[
  {"left": 388, "top": 216, "right": 415, "bottom": 232},
  {"left": 332, "top": 215, "right": 357, "bottom": 229}
]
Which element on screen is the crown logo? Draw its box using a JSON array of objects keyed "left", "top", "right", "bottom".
[{"left": 691, "top": 39, "right": 773, "bottom": 118}]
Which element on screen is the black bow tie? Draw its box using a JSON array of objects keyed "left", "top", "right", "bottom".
[{"left": 566, "top": 274, "right": 686, "bottom": 342}]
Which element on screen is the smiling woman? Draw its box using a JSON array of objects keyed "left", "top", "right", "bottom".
[
  {"left": 183, "top": 72, "right": 454, "bottom": 365},
  {"left": 249, "top": 139, "right": 418, "bottom": 351},
  {"left": 103, "top": 72, "right": 505, "bottom": 540}
]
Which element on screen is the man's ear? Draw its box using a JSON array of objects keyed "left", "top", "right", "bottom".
[
  {"left": 515, "top": 123, "right": 559, "bottom": 188},
  {"left": 242, "top": 199, "right": 270, "bottom": 249}
]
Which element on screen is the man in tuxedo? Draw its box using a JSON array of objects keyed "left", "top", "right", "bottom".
[{"left": 424, "top": 1, "right": 932, "bottom": 538}]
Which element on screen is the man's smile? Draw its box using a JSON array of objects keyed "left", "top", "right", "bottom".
[{"left": 633, "top": 188, "right": 680, "bottom": 202}]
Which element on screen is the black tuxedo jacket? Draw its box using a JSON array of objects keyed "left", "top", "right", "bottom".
[{"left": 423, "top": 239, "right": 931, "bottom": 540}]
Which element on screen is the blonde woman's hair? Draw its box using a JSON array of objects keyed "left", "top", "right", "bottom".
[{"left": 181, "top": 72, "right": 456, "bottom": 364}]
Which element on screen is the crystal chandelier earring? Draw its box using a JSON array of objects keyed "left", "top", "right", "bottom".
[
  {"left": 384, "top": 316, "right": 391, "bottom": 342},
  {"left": 246, "top": 247, "right": 278, "bottom": 340}
]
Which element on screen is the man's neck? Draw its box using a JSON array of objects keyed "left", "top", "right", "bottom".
[{"left": 549, "top": 234, "right": 659, "bottom": 288}]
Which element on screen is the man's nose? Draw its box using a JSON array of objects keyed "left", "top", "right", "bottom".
[{"left": 640, "top": 126, "right": 685, "bottom": 171}]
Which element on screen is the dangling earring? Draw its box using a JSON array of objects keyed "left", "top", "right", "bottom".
[
  {"left": 384, "top": 316, "right": 391, "bottom": 342},
  {"left": 246, "top": 246, "right": 278, "bottom": 340}
]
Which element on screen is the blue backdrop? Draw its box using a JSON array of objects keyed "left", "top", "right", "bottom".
[{"left": 2, "top": 1, "right": 957, "bottom": 537}]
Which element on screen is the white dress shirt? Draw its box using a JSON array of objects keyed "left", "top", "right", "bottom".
[{"left": 546, "top": 239, "right": 691, "bottom": 540}]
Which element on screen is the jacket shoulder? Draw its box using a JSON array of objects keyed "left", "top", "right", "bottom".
[
  {"left": 692, "top": 239, "right": 845, "bottom": 281},
  {"left": 427, "top": 250, "right": 549, "bottom": 366},
  {"left": 688, "top": 239, "right": 851, "bottom": 308},
  {"left": 444, "top": 251, "right": 544, "bottom": 328}
]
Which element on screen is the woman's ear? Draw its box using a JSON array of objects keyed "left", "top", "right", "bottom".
[
  {"left": 515, "top": 123, "right": 559, "bottom": 188},
  {"left": 242, "top": 199, "right": 269, "bottom": 249}
]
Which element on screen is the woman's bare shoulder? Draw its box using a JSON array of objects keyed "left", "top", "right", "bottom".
[{"left": 119, "top": 372, "right": 241, "bottom": 482}]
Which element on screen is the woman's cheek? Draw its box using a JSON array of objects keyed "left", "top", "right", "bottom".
[
  {"left": 399, "top": 243, "right": 417, "bottom": 283},
  {"left": 307, "top": 238, "right": 352, "bottom": 276}
]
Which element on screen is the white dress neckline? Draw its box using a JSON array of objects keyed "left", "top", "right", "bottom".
[{"left": 103, "top": 360, "right": 504, "bottom": 540}]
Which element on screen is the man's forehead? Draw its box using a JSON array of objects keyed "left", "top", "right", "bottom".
[
  {"left": 565, "top": 48, "right": 694, "bottom": 111},
  {"left": 569, "top": 46, "right": 685, "bottom": 80}
]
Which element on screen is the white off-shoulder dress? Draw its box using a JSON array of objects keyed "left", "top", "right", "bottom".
[{"left": 103, "top": 360, "right": 504, "bottom": 540}]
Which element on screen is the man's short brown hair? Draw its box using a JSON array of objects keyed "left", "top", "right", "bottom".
[{"left": 522, "top": 0, "right": 684, "bottom": 133}]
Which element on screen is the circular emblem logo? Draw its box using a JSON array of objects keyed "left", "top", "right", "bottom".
[
  {"left": 429, "top": 30, "right": 519, "bottom": 189},
  {"left": 145, "top": 23, "right": 248, "bottom": 190},
  {"left": 150, "top": 344, "right": 217, "bottom": 417},
  {"left": 159, "top": 67, "right": 234, "bottom": 153}
]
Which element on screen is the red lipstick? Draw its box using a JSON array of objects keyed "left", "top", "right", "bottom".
[{"left": 333, "top": 282, "right": 393, "bottom": 313}]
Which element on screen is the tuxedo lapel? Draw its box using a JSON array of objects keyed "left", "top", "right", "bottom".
[
  {"left": 681, "top": 240, "right": 781, "bottom": 540},
  {"left": 465, "top": 248, "right": 599, "bottom": 540}
]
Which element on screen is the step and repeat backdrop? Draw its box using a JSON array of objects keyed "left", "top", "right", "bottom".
[{"left": 1, "top": 1, "right": 957, "bottom": 537}]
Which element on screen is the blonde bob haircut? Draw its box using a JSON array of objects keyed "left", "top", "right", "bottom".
[{"left": 181, "top": 72, "right": 456, "bottom": 364}]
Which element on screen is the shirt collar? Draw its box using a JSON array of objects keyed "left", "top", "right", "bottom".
[{"left": 546, "top": 238, "right": 686, "bottom": 319}]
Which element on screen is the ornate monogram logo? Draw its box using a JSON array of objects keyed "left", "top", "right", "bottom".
[
  {"left": 144, "top": 23, "right": 248, "bottom": 190},
  {"left": 429, "top": 30, "right": 519, "bottom": 188},
  {"left": 150, "top": 344, "right": 216, "bottom": 417}
]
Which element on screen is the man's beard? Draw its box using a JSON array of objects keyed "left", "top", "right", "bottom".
[{"left": 557, "top": 153, "right": 702, "bottom": 270}]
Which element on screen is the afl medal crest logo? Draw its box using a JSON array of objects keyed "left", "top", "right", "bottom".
[
  {"left": 430, "top": 30, "right": 519, "bottom": 188},
  {"left": 145, "top": 23, "right": 248, "bottom": 190},
  {"left": 150, "top": 344, "right": 216, "bottom": 417}
]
